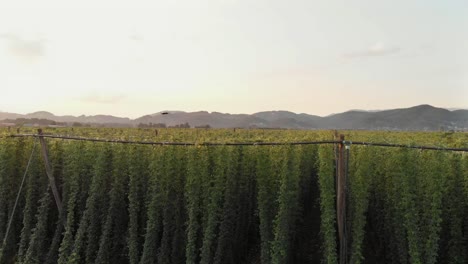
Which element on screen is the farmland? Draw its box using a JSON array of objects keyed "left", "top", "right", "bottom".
[{"left": 0, "top": 128, "right": 467, "bottom": 264}]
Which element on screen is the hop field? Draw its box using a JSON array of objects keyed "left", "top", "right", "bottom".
[{"left": 0, "top": 128, "right": 467, "bottom": 264}]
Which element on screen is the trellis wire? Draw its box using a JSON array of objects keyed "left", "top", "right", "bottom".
[{"left": 6, "top": 134, "right": 468, "bottom": 152}]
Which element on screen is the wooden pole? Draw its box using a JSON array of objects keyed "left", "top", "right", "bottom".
[
  {"left": 337, "top": 134, "right": 347, "bottom": 264},
  {"left": 37, "top": 129, "right": 63, "bottom": 218}
]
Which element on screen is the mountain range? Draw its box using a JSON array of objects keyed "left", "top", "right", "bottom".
[{"left": 1, "top": 105, "right": 467, "bottom": 131}]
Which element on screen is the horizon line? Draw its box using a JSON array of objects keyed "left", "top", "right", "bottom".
[{"left": 1, "top": 104, "right": 467, "bottom": 120}]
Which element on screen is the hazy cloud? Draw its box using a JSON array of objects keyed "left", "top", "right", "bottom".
[
  {"left": 0, "top": 33, "right": 45, "bottom": 62},
  {"left": 343, "top": 43, "right": 401, "bottom": 59},
  {"left": 129, "top": 34, "right": 144, "bottom": 42},
  {"left": 79, "top": 94, "right": 126, "bottom": 104}
]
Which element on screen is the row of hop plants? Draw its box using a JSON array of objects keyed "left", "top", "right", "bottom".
[
  {"left": 0, "top": 137, "right": 467, "bottom": 264},
  {"left": 0, "top": 139, "right": 323, "bottom": 264},
  {"left": 305, "top": 144, "right": 468, "bottom": 264},
  {"left": 343, "top": 147, "right": 468, "bottom": 264}
]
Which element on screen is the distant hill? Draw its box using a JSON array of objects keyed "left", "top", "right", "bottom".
[
  {"left": 320, "top": 105, "right": 468, "bottom": 130},
  {"left": 1, "top": 105, "right": 467, "bottom": 131},
  {"left": 135, "top": 111, "right": 266, "bottom": 128},
  {"left": 0, "top": 111, "right": 131, "bottom": 125},
  {"left": 0, "top": 112, "right": 23, "bottom": 120}
]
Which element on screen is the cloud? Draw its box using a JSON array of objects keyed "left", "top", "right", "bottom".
[
  {"left": 0, "top": 33, "right": 45, "bottom": 62},
  {"left": 129, "top": 34, "right": 144, "bottom": 42},
  {"left": 79, "top": 94, "right": 126, "bottom": 104},
  {"left": 343, "top": 43, "right": 401, "bottom": 59}
]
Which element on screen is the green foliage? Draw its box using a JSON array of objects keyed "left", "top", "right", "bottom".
[
  {"left": 23, "top": 188, "right": 53, "bottom": 264},
  {"left": 139, "top": 146, "right": 165, "bottom": 264},
  {"left": 127, "top": 145, "right": 151, "bottom": 264},
  {"left": 200, "top": 147, "right": 228, "bottom": 264},
  {"left": 185, "top": 146, "right": 210, "bottom": 264},
  {"left": 17, "top": 148, "right": 46, "bottom": 263},
  {"left": 317, "top": 145, "right": 338, "bottom": 264},
  {"left": 348, "top": 147, "right": 373, "bottom": 264},
  {"left": 57, "top": 142, "right": 95, "bottom": 264},
  {"left": 95, "top": 144, "right": 130, "bottom": 264},
  {"left": 0, "top": 128, "right": 466, "bottom": 264},
  {"left": 156, "top": 146, "right": 187, "bottom": 264},
  {"left": 255, "top": 146, "right": 280, "bottom": 264},
  {"left": 57, "top": 143, "right": 83, "bottom": 264},
  {"left": 418, "top": 151, "right": 447, "bottom": 264},
  {"left": 270, "top": 146, "right": 302, "bottom": 264},
  {"left": 213, "top": 146, "right": 242, "bottom": 264},
  {"left": 0, "top": 138, "right": 29, "bottom": 263},
  {"left": 438, "top": 153, "right": 466, "bottom": 264}
]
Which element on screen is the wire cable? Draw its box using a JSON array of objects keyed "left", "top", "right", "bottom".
[
  {"left": 7, "top": 133, "right": 468, "bottom": 152},
  {"left": 344, "top": 141, "right": 468, "bottom": 152},
  {"left": 9, "top": 134, "right": 340, "bottom": 146}
]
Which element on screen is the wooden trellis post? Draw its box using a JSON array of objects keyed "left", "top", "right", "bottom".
[
  {"left": 37, "top": 129, "right": 63, "bottom": 218},
  {"left": 336, "top": 134, "right": 348, "bottom": 264}
]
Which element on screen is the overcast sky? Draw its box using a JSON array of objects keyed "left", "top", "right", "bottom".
[{"left": 0, "top": 0, "right": 467, "bottom": 118}]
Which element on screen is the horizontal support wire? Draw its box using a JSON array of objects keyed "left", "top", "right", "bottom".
[
  {"left": 5, "top": 134, "right": 468, "bottom": 152},
  {"left": 345, "top": 141, "right": 468, "bottom": 152},
  {"left": 9, "top": 134, "right": 339, "bottom": 146}
]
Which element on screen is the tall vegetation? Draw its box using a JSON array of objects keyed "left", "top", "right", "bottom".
[{"left": 0, "top": 129, "right": 466, "bottom": 264}]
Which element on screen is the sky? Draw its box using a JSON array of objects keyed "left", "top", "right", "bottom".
[{"left": 0, "top": 0, "right": 467, "bottom": 118}]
